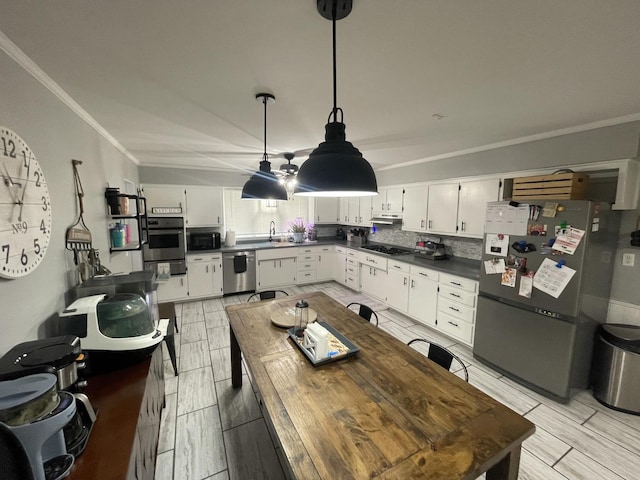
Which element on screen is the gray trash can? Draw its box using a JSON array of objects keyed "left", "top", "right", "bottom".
[{"left": 591, "top": 323, "right": 640, "bottom": 415}]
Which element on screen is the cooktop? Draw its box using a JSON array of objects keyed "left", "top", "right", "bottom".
[{"left": 360, "top": 245, "right": 413, "bottom": 256}]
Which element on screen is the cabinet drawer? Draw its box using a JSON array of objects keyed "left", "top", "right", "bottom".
[
  {"left": 346, "top": 249, "right": 359, "bottom": 258},
  {"left": 438, "top": 285, "right": 476, "bottom": 307},
  {"left": 346, "top": 257, "right": 358, "bottom": 267},
  {"left": 409, "top": 265, "right": 439, "bottom": 282},
  {"left": 335, "top": 246, "right": 347, "bottom": 254},
  {"left": 297, "top": 261, "right": 317, "bottom": 272},
  {"left": 438, "top": 297, "right": 475, "bottom": 323},
  {"left": 298, "top": 254, "right": 317, "bottom": 262},
  {"left": 345, "top": 275, "right": 359, "bottom": 289},
  {"left": 438, "top": 310, "right": 474, "bottom": 344},
  {"left": 439, "top": 273, "right": 478, "bottom": 293},
  {"left": 298, "top": 270, "right": 317, "bottom": 283},
  {"left": 257, "top": 248, "right": 296, "bottom": 260},
  {"left": 346, "top": 265, "right": 359, "bottom": 277},
  {"left": 359, "top": 252, "right": 387, "bottom": 270},
  {"left": 388, "top": 260, "right": 410, "bottom": 273},
  {"left": 187, "top": 253, "right": 221, "bottom": 263}
]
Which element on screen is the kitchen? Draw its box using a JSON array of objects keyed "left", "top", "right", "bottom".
[{"left": 2, "top": 1, "right": 640, "bottom": 479}]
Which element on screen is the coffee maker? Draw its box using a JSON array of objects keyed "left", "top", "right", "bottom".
[
  {"left": 0, "top": 373, "right": 77, "bottom": 480},
  {"left": 0, "top": 336, "right": 97, "bottom": 457}
]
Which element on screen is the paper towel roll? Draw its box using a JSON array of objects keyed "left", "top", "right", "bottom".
[{"left": 225, "top": 230, "right": 236, "bottom": 246}]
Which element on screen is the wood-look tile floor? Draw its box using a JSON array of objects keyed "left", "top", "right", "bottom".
[{"left": 154, "top": 282, "right": 640, "bottom": 480}]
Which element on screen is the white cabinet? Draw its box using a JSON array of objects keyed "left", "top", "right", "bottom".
[
  {"left": 339, "top": 198, "right": 349, "bottom": 223},
  {"left": 256, "top": 248, "right": 297, "bottom": 290},
  {"left": 342, "top": 197, "right": 372, "bottom": 226},
  {"left": 436, "top": 273, "right": 478, "bottom": 346},
  {"left": 402, "top": 184, "right": 429, "bottom": 232},
  {"left": 156, "top": 275, "right": 188, "bottom": 302},
  {"left": 426, "top": 183, "right": 459, "bottom": 235},
  {"left": 359, "top": 252, "right": 387, "bottom": 301},
  {"left": 297, "top": 246, "right": 335, "bottom": 284},
  {"left": 185, "top": 187, "right": 223, "bottom": 226},
  {"left": 334, "top": 246, "right": 347, "bottom": 285},
  {"left": 141, "top": 185, "right": 185, "bottom": 215},
  {"left": 373, "top": 186, "right": 404, "bottom": 215},
  {"left": 314, "top": 198, "right": 339, "bottom": 224},
  {"left": 344, "top": 248, "right": 360, "bottom": 291},
  {"left": 187, "top": 253, "right": 223, "bottom": 299},
  {"left": 457, "top": 178, "right": 501, "bottom": 237},
  {"left": 407, "top": 265, "right": 439, "bottom": 328},
  {"left": 386, "top": 260, "right": 410, "bottom": 313}
]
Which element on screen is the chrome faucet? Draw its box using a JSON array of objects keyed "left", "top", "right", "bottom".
[{"left": 269, "top": 221, "right": 276, "bottom": 242}]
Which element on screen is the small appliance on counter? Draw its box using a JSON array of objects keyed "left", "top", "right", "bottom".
[
  {"left": 58, "top": 293, "right": 164, "bottom": 373},
  {"left": 335, "top": 227, "right": 346, "bottom": 240},
  {"left": 0, "top": 373, "right": 77, "bottom": 480},
  {"left": 414, "top": 241, "right": 452, "bottom": 260},
  {"left": 0, "top": 336, "right": 97, "bottom": 458}
]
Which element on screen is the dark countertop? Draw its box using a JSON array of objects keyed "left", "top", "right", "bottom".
[{"left": 186, "top": 238, "right": 481, "bottom": 281}]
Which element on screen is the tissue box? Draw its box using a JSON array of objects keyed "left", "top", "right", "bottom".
[{"left": 303, "top": 323, "right": 329, "bottom": 360}]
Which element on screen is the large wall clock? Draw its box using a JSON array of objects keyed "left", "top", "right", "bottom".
[{"left": 0, "top": 127, "right": 52, "bottom": 279}]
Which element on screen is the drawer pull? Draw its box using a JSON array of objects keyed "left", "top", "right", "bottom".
[
  {"left": 419, "top": 272, "right": 429, "bottom": 277},
  {"left": 450, "top": 281, "right": 462, "bottom": 286},
  {"left": 449, "top": 293, "right": 461, "bottom": 298},
  {"left": 449, "top": 306, "right": 460, "bottom": 312},
  {"left": 403, "top": 277, "right": 407, "bottom": 285},
  {"left": 448, "top": 321, "right": 459, "bottom": 327}
]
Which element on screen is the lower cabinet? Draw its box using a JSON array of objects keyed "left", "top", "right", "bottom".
[
  {"left": 344, "top": 249, "right": 360, "bottom": 291},
  {"left": 436, "top": 273, "right": 478, "bottom": 346},
  {"left": 297, "top": 246, "right": 334, "bottom": 284},
  {"left": 334, "top": 246, "right": 347, "bottom": 285},
  {"left": 407, "top": 265, "right": 439, "bottom": 328},
  {"left": 386, "top": 260, "right": 410, "bottom": 313},
  {"left": 156, "top": 275, "right": 188, "bottom": 302},
  {"left": 187, "top": 253, "right": 223, "bottom": 299},
  {"left": 257, "top": 248, "right": 298, "bottom": 290},
  {"left": 360, "top": 265, "right": 387, "bottom": 301}
]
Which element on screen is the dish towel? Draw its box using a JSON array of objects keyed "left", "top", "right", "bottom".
[{"left": 234, "top": 255, "right": 247, "bottom": 274}]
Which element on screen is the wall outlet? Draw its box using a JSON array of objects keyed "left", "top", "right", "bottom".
[{"left": 622, "top": 253, "right": 635, "bottom": 267}]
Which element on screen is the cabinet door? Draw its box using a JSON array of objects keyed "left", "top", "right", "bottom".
[
  {"left": 211, "top": 258, "right": 223, "bottom": 295},
  {"left": 402, "top": 184, "right": 428, "bottom": 232},
  {"left": 185, "top": 187, "right": 223, "bottom": 226},
  {"left": 315, "top": 198, "right": 339, "bottom": 223},
  {"left": 384, "top": 187, "right": 404, "bottom": 214},
  {"left": 258, "top": 257, "right": 296, "bottom": 289},
  {"left": 142, "top": 185, "right": 185, "bottom": 215},
  {"left": 457, "top": 178, "right": 501, "bottom": 237},
  {"left": 317, "top": 253, "right": 334, "bottom": 281},
  {"left": 334, "top": 252, "right": 346, "bottom": 284},
  {"left": 387, "top": 269, "right": 409, "bottom": 313},
  {"left": 157, "top": 275, "right": 188, "bottom": 302},
  {"left": 187, "top": 260, "right": 215, "bottom": 298},
  {"left": 360, "top": 266, "right": 386, "bottom": 301},
  {"left": 348, "top": 198, "right": 360, "bottom": 225},
  {"left": 426, "top": 183, "right": 459, "bottom": 234},
  {"left": 408, "top": 275, "right": 438, "bottom": 328},
  {"left": 358, "top": 196, "right": 373, "bottom": 226},
  {"left": 339, "top": 198, "right": 349, "bottom": 223}
]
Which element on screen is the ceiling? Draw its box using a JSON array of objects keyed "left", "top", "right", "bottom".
[{"left": 2, "top": 1, "right": 640, "bottom": 176}]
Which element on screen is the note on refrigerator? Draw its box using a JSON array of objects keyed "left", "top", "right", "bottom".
[
  {"left": 518, "top": 273, "right": 534, "bottom": 298},
  {"left": 484, "top": 259, "right": 506, "bottom": 274},
  {"left": 552, "top": 227, "right": 585, "bottom": 255},
  {"left": 533, "top": 258, "right": 576, "bottom": 298},
  {"left": 485, "top": 202, "right": 529, "bottom": 235},
  {"left": 485, "top": 233, "right": 510, "bottom": 257}
]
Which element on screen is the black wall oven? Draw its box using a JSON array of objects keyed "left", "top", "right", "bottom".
[{"left": 143, "top": 217, "right": 186, "bottom": 275}]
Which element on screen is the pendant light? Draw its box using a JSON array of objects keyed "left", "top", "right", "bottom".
[
  {"left": 294, "top": 0, "right": 377, "bottom": 197},
  {"left": 242, "top": 93, "right": 288, "bottom": 200}
]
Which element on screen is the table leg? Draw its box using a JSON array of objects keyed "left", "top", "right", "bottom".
[
  {"left": 230, "top": 327, "right": 243, "bottom": 388},
  {"left": 486, "top": 445, "right": 521, "bottom": 480},
  {"left": 164, "top": 318, "right": 179, "bottom": 376}
]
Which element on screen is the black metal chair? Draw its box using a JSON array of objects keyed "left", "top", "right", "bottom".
[
  {"left": 346, "top": 302, "right": 379, "bottom": 326},
  {"left": 247, "top": 290, "right": 289, "bottom": 302},
  {"left": 407, "top": 338, "right": 469, "bottom": 382}
]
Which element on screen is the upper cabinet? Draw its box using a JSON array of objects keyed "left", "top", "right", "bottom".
[
  {"left": 141, "top": 185, "right": 185, "bottom": 216},
  {"left": 185, "top": 187, "right": 223, "bottom": 227},
  {"left": 402, "top": 178, "right": 501, "bottom": 238},
  {"left": 457, "top": 178, "right": 502, "bottom": 237},
  {"left": 373, "top": 186, "right": 403, "bottom": 215},
  {"left": 314, "top": 197, "right": 339, "bottom": 224},
  {"left": 341, "top": 197, "right": 372, "bottom": 227}
]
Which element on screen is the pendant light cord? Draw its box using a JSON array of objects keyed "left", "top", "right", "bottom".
[
  {"left": 263, "top": 95, "right": 268, "bottom": 162},
  {"left": 330, "top": 1, "right": 343, "bottom": 124}
]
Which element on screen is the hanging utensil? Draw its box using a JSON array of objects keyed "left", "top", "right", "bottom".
[{"left": 65, "top": 160, "right": 93, "bottom": 260}]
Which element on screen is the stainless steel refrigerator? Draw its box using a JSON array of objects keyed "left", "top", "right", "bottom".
[{"left": 473, "top": 200, "right": 619, "bottom": 402}]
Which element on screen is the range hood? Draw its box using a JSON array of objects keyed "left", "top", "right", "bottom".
[{"left": 370, "top": 214, "right": 402, "bottom": 225}]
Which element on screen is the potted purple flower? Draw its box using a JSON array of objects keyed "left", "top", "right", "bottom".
[{"left": 289, "top": 218, "right": 307, "bottom": 243}]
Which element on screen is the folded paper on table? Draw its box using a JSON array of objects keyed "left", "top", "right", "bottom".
[{"left": 158, "top": 318, "right": 170, "bottom": 336}]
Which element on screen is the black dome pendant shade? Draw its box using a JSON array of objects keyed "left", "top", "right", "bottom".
[
  {"left": 295, "top": 0, "right": 377, "bottom": 197},
  {"left": 242, "top": 93, "right": 288, "bottom": 200}
]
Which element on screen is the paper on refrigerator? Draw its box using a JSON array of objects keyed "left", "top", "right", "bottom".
[{"left": 533, "top": 258, "right": 576, "bottom": 298}]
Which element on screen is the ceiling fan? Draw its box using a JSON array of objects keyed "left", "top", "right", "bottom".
[{"left": 272, "top": 152, "right": 300, "bottom": 190}]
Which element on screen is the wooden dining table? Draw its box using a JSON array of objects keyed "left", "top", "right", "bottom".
[{"left": 226, "top": 291, "right": 534, "bottom": 479}]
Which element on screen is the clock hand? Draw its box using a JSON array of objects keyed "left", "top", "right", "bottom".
[
  {"left": 18, "top": 154, "right": 32, "bottom": 222},
  {"left": 1, "top": 163, "right": 22, "bottom": 205}
]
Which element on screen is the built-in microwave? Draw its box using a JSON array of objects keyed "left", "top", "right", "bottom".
[{"left": 188, "top": 232, "right": 221, "bottom": 251}]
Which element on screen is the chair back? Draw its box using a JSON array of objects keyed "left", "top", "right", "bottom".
[
  {"left": 346, "top": 302, "right": 379, "bottom": 326},
  {"left": 407, "top": 338, "right": 469, "bottom": 381},
  {"left": 0, "top": 422, "right": 35, "bottom": 480},
  {"left": 247, "top": 290, "right": 289, "bottom": 302}
]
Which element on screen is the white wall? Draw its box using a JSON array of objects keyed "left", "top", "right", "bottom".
[{"left": 0, "top": 51, "right": 140, "bottom": 356}]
